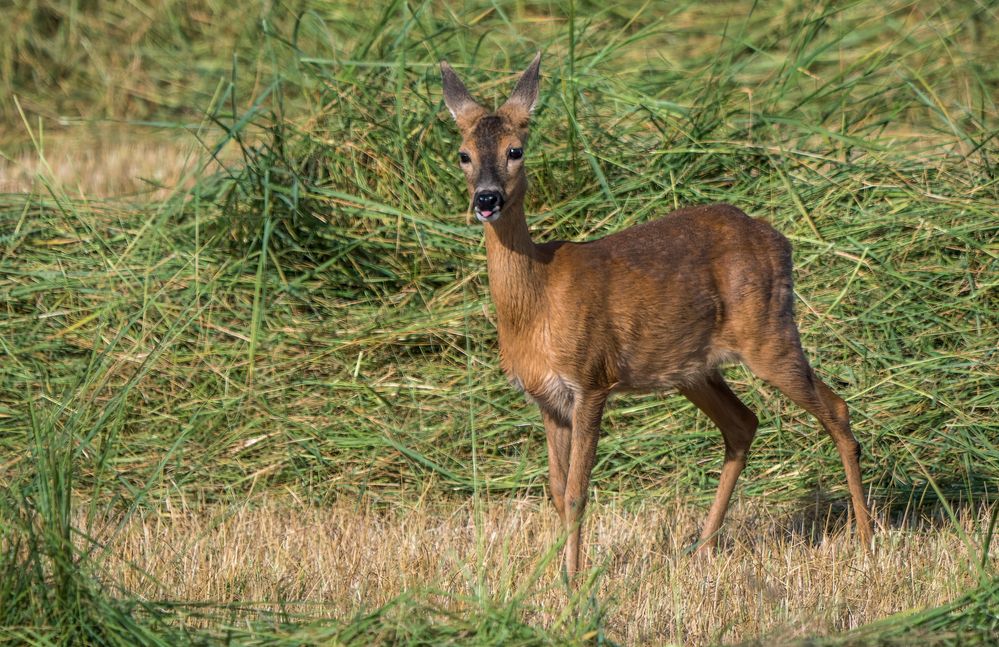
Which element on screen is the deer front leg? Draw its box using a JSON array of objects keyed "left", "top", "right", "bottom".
[
  {"left": 542, "top": 411, "right": 571, "bottom": 524},
  {"left": 563, "top": 390, "right": 607, "bottom": 580}
]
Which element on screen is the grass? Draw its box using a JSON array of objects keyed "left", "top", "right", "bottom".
[
  {"left": 1, "top": 0, "right": 997, "bottom": 644},
  {"left": 83, "top": 497, "right": 993, "bottom": 644}
]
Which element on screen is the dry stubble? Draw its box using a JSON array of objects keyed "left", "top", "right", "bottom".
[
  {"left": 86, "top": 496, "right": 991, "bottom": 645},
  {"left": 0, "top": 127, "right": 233, "bottom": 199}
]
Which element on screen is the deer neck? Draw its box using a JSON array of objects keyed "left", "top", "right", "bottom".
[{"left": 482, "top": 200, "right": 546, "bottom": 332}]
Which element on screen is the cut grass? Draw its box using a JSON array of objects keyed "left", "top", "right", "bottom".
[{"left": 1, "top": 0, "right": 997, "bottom": 644}]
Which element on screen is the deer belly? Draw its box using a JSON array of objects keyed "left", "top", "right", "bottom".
[{"left": 616, "top": 347, "right": 739, "bottom": 390}]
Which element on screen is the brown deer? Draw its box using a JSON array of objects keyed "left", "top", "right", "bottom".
[{"left": 440, "top": 53, "right": 873, "bottom": 579}]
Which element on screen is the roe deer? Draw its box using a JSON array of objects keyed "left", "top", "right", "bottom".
[{"left": 440, "top": 53, "right": 874, "bottom": 579}]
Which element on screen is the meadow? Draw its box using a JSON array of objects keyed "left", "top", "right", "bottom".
[{"left": 1, "top": 1, "right": 997, "bottom": 644}]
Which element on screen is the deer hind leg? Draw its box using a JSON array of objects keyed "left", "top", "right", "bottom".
[
  {"left": 742, "top": 332, "right": 874, "bottom": 549},
  {"left": 679, "top": 370, "right": 759, "bottom": 550}
]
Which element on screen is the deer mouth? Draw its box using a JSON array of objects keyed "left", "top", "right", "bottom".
[{"left": 474, "top": 207, "right": 502, "bottom": 223}]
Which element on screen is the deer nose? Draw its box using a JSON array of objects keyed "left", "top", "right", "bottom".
[{"left": 475, "top": 191, "right": 502, "bottom": 212}]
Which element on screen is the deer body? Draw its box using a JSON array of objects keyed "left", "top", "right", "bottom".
[
  {"left": 442, "top": 54, "right": 873, "bottom": 579},
  {"left": 491, "top": 205, "right": 790, "bottom": 401}
]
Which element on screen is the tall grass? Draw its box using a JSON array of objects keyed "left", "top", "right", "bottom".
[{"left": 1, "top": 0, "right": 997, "bottom": 644}]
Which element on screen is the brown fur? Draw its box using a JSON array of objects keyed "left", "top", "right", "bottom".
[{"left": 441, "top": 54, "right": 873, "bottom": 580}]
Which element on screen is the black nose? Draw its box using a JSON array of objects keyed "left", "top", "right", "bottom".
[{"left": 475, "top": 191, "right": 502, "bottom": 211}]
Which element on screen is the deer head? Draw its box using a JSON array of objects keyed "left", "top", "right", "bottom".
[{"left": 440, "top": 53, "right": 541, "bottom": 223}]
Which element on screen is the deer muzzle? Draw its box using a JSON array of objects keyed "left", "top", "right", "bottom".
[{"left": 473, "top": 190, "right": 504, "bottom": 223}]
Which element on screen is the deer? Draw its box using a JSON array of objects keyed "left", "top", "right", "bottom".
[{"left": 440, "top": 53, "right": 874, "bottom": 580}]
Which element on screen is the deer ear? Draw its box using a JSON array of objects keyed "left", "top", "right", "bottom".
[
  {"left": 500, "top": 52, "right": 541, "bottom": 123},
  {"left": 441, "top": 61, "right": 481, "bottom": 123}
]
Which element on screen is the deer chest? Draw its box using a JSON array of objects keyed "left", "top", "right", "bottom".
[{"left": 499, "top": 340, "right": 577, "bottom": 427}]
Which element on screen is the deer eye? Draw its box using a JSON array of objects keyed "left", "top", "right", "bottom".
[
  {"left": 508, "top": 147, "right": 523, "bottom": 160},
  {"left": 459, "top": 152, "right": 471, "bottom": 164}
]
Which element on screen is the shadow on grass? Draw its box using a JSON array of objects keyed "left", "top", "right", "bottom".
[{"left": 777, "top": 473, "right": 997, "bottom": 548}]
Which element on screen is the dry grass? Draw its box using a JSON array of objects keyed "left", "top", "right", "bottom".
[
  {"left": 0, "top": 126, "right": 233, "bottom": 199},
  {"left": 86, "top": 496, "right": 992, "bottom": 646}
]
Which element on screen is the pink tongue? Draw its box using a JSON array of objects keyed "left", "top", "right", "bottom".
[{"left": 481, "top": 210, "right": 492, "bottom": 217}]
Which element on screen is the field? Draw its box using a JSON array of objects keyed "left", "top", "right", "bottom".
[{"left": 1, "top": 1, "right": 997, "bottom": 644}]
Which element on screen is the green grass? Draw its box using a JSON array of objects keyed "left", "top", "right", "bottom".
[{"left": 1, "top": 0, "right": 997, "bottom": 644}]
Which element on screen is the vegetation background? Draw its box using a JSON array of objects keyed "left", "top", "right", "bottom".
[{"left": 1, "top": 0, "right": 996, "bottom": 644}]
